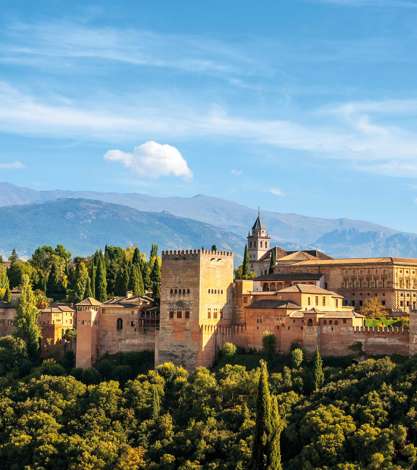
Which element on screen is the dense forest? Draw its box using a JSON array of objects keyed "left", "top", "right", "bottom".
[
  {"left": 0, "top": 244, "right": 161, "bottom": 304},
  {"left": 0, "top": 333, "right": 417, "bottom": 469}
]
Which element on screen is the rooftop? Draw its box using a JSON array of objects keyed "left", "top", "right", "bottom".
[
  {"left": 248, "top": 299, "right": 300, "bottom": 309},
  {"left": 293, "top": 257, "right": 417, "bottom": 266},
  {"left": 76, "top": 297, "right": 102, "bottom": 306},
  {"left": 254, "top": 272, "right": 323, "bottom": 282},
  {"left": 277, "top": 284, "right": 343, "bottom": 297}
]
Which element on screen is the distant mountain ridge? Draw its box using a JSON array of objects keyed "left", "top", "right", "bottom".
[
  {"left": 0, "top": 198, "right": 245, "bottom": 257},
  {"left": 0, "top": 182, "right": 417, "bottom": 257}
]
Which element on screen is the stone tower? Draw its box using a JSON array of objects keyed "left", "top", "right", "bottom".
[
  {"left": 247, "top": 210, "right": 271, "bottom": 272},
  {"left": 156, "top": 249, "right": 234, "bottom": 370}
]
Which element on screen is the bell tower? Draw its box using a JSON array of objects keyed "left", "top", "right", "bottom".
[{"left": 247, "top": 209, "right": 271, "bottom": 272}]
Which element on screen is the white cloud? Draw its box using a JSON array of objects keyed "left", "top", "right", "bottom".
[
  {"left": 231, "top": 169, "right": 242, "bottom": 176},
  {"left": 0, "top": 160, "right": 25, "bottom": 170},
  {"left": 0, "top": 21, "right": 258, "bottom": 79},
  {"left": 3, "top": 81, "right": 417, "bottom": 178},
  {"left": 104, "top": 141, "right": 192, "bottom": 179},
  {"left": 269, "top": 187, "right": 285, "bottom": 197}
]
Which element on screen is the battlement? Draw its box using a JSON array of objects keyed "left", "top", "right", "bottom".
[
  {"left": 162, "top": 249, "right": 233, "bottom": 258},
  {"left": 200, "top": 323, "right": 247, "bottom": 336},
  {"left": 352, "top": 326, "right": 408, "bottom": 335}
]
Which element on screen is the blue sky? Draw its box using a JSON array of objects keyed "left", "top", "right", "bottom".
[{"left": 2, "top": 0, "right": 417, "bottom": 232}]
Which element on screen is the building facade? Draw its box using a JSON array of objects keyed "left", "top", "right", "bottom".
[{"left": 75, "top": 295, "right": 157, "bottom": 368}]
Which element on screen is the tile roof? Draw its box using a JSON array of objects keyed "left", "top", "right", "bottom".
[
  {"left": 293, "top": 257, "right": 417, "bottom": 266},
  {"left": 248, "top": 299, "right": 300, "bottom": 309},
  {"left": 76, "top": 297, "right": 102, "bottom": 306},
  {"left": 254, "top": 272, "right": 323, "bottom": 282},
  {"left": 277, "top": 284, "right": 343, "bottom": 297}
]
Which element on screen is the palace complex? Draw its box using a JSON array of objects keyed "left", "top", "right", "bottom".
[
  {"left": 3, "top": 214, "right": 417, "bottom": 370},
  {"left": 74, "top": 214, "right": 417, "bottom": 370}
]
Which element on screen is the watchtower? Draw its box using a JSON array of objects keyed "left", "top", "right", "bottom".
[{"left": 156, "top": 249, "right": 234, "bottom": 369}]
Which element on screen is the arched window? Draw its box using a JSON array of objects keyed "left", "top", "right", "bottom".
[
  {"left": 116, "top": 318, "right": 123, "bottom": 330},
  {"left": 307, "top": 319, "right": 313, "bottom": 326}
]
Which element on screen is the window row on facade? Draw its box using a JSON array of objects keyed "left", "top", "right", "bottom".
[
  {"left": 208, "top": 288, "right": 224, "bottom": 295},
  {"left": 207, "top": 308, "right": 223, "bottom": 319},
  {"left": 169, "top": 288, "right": 191, "bottom": 296},
  {"left": 169, "top": 310, "right": 191, "bottom": 320}
]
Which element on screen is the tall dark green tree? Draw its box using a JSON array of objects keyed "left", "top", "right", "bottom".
[
  {"left": 46, "top": 258, "right": 67, "bottom": 300},
  {"left": 268, "top": 249, "right": 276, "bottom": 275},
  {"left": 73, "top": 262, "right": 89, "bottom": 302},
  {"left": 242, "top": 245, "right": 249, "bottom": 279},
  {"left": 152, "top": 384, "right": 161, "bottom": 420},
  {"left": 130, "top": 263, "right": 145, "bottom": 297},
  {"left": 132, "top": 247, "right": 142, "bottom": 266},
  {"left": 252, "top": 360, "right": 273, "bottom": 470},
  {"left": 267, "top": 396, "right": 283, "bottom": 470},
  {"left": 115, "top": 263, "right": 130, "bottom": 297},
  {"left": 312, "top": 348, "right": 324, "bottom": 392},
  {"left": 14, "top": 274, "right": 40, "bottom": 360},
  {"left": 151, "top": 259, "right": 161, "bottom": 302},
  {"left": 90, "top": 264, "right": 96, "bottom": 298},
  {"left": 95, "top": 252, "right": 108, "bottom": 302},
  {"left": 84, "top": 275, "right": 93, "bottom": 299}
]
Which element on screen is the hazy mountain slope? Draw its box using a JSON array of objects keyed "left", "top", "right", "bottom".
[
  {"left": 0, "top": 199, "right": 245, "bottom": 257},
  {"left": 1, "top": 183, "right": 416, "bottom": 257},
  {"left": 0, "top": 182, "right": 397, "bottom": 242}
]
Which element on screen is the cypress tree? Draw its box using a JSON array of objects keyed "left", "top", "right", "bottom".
[
  {"left": 46, "top": 260, "right": 66, "bottom": 300},
  {"left": 74, "top": 262, "right": 89, "bottom": 302},
  {"left": 312, "top": 348, "right": 324, "bottom": 392},
  {"left": 14, "top": 274, "right": 40, "bottom": 360},
  {"left": 151, "top": 259, "right": 161, "bottom": 302},
  {"left": 266, "top": 396, "right": 283, "bottom": 470},
  {"left": 0, "top": 263, "right": 9, "bottom": 300},
  {"left": 95, "top": 253, "right": 107, "bottom": 302},
  {"left": 252, "top": 360, "right": 273, "bottom": 470},
  {"left": 132, "top": 247, "right": 141, "bottom": 265},
  {"left": 115, "top": 264, "right": 130, "bottom": 297},
  {"left": 4, "top": 286, "right": 12, "bottom": 303},
  {"left": 152, "top": 384, "right": 160, "bottom": 420},
  {"left": 242, "top": 245, "right": 249, "bottom": 279},
  {"left": 84, "top": 275, "right": 93, "bottom": 299},
  {"left": 90, "top": 264, "right": 96, "bottom": 298},
  {"left": 143, "top": 263, "right": 152, "bottom": 292},
  {"left": 268, "top": 249, "right": 276, "bottom": 275},
  {"left": 131, "top": 263, "right": 145, "bottom": 296}
]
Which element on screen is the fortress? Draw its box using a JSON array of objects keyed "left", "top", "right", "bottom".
[{"left": 75, "top": 214, "right": 417, "bottom": 369}]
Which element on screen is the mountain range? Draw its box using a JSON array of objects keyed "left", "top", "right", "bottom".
[{"left": 0, "top": 182, "right": 416, "bottom": 258}]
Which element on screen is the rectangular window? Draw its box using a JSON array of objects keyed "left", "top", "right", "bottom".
[
  {"left": 315, "top": 296, "right": 319, "bottom": 306},
  {"left": 185, "top": 311, "right": 190, "bottom": 319},
  {"left": 208, "top": 310, "right": 211, "bottom": 319},
  {"left": 214, "top": 311, "right": 218, "bottom": 319},
  {"left": 322, "top": 296, "right": 326, "bottom": 306},
  {"left": 169, "top": 311, "right": 174, "bottom": 319},
  {"left": 177, "top": 311, "right": 182, "bottom": 319}
]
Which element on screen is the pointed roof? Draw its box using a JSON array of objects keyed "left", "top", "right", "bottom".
[{"left": 251, "top": 208, "right": 265, "bottom": 232}]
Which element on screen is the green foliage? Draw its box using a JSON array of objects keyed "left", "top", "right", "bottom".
[
  {"left": 251, "top": 359, "right": 282, "bottom": 470},
  {"left": 242, "top": 245, "right": 249, "bottom": 278},
  {"left": 1, "top": 355, "right": 417, "bottom": 468},
  {"left": 14, "top": 274, "right": 41, "bottom": 360},
  {"left": 312, "top": 348, "right": 324, "bottom": 392},
  {"left": 222, "top": 342, "right": 237, "bottom": 358},
  {"left": 130, "top": 263, "right": 145, "bottom": 296},
  {"left": 268, "top": 249, "right": 276, "bottom": 275},
  {"left": 263, "top": 334, "right": 277, "bottom": 360},
  {"left": 0, "top": 263, "right": 10, "bottom": 300},
  {"left": 95, "top": 251, "right": 108, "bottom": 302},
  {"left": 290, "top": 348, "right": 303, "bottom": 369},
  {"left": 151, "top": 257, "right": 161, "bottom": 302},
  {"left": 0, "top": 335, "right": 28, "bottom": 375}
]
